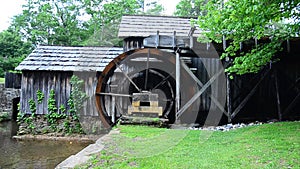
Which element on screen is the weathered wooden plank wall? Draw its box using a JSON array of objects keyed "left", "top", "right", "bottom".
[
  {"left": 123, "top": 37, "right": 144, "bottom": 52},
  {"left": 75, "top": 71, "right": 100, "bottom": 117},
  {"left": 20, "top": 70, "right": 101, "bottom": 117},
  {"left": 20, "top": 71, "right": 72, "bottom": 115},
  {"left": 5, "top": 72, "right": 21, "bottom": 89}
]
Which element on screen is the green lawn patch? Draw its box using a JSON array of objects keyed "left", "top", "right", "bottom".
[
  {"left": 77, "top": 122, "right": 300, "bottom": 169},
  {"left": 0, "top": 78, "right": 4, "bottom": 84}
]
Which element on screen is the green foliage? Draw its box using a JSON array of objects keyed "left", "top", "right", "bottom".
[
  {"left": 16, "top": 111, "right": 24, "bottom": 124},
  {"left": 0, "top": 30, "right": 33, "bottom": 77},
  {"left": 0, "top": 78, "right": 4, "bottom": 84},
  {"left": 16, "top": 103, "right": 24, "bottom": 124},
  {"left": 59, "top": 104, "right": 66, "bottom": 114},
  {"left": 0, "top": 56, "right": 25, "bottom": 78},
  {"left": 69, "top": 75, "right": 88, "bottom": 115},
  {"left": 46, "top": 89, "right": 66, "bottom": 129},
  {"left": 8, "top": 0, "right": 163, "bottom": 47},
  {"left": 47, "top": 90, "right": 57, "bottom": 115},
  {"left": 197, "top": 0, "right": 300, "bottom": 75},
  {"left": 36, "top": 90, "right": 44, "bottom": 104},
  {"left": 28, "top": 98, "right": 36, "bottom": 114},
  {"left": 23, "top": 98, "right": 37, "bottom": 132},
  {"left": 10, "top": 0, "right": 86, "bottom": 46},
  {"left": 0, "top": 30, "right": 33, "bottom": 58},
  {"left": 0, "top": 112, "right": 10, "bottom": 122},
  {"left": 18, "top": 88, "right": 84, "bottom": 134},
  {"left": 26, "top": 113, "right": 36, "bottom": 132},
  {"left": 174, "top": 0, "right": 207, "bottom": 17}
]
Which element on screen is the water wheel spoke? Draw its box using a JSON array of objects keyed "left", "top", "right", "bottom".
[
  {"left": 114, "top": 60, "right": 141, "bottom": 92},
  {"left": 96, "top": 92, "right": 132, "bottom": 97},
  {"left": 144, "top": 48, "right": 150, "bottom": 90},
  {"left": 151, "top": 72, "right": 174, "bottom": 91}
]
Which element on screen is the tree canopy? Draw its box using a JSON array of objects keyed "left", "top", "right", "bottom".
[
  {"left": 0, "top": 30, "right": 33, "bottom": 77},
  {"left": 9, "top": 0, "right": 164, "bottom": 46},
  {"left": 174, "top": 0, "right": 207, "bottom": 17},
  {"left": 197, "top": 0, "right": 300, "bottom": 75}
]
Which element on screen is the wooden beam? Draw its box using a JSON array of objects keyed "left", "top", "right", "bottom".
[
  {"left": 114, "top": 60, "right": 141, "bottom": 92},
  {"left": 181, "top": 61, "right": 228, "bottom": 116},
  {"left": 173, "top": 31, "right": 176, "bottom": 48},
  {"left": 227, "top": 74, "right": 232, "bottom": 123},
  {"left": 274, "top": 70, "right": 282, "bottom": 121},
  {"left": 156, "top": 31, "right": 159, "bottom": 48},
  {"left": 111, "top": 96, "right": 116, "bottom": 123},
  {"left": 255, "top": 37, "right": 258, "bottom": 48},
  {"left": 223, "top": 35, "right": 226, "bottom": 51},
  {"left": 96, "top": 92, "right": 132, "bottom": 97},
  {"left": 176, "top": 68, "right": 224, "bottom": 119},
  {"left": 152, "top": 72, "right": 174, "bottom": 90},
  {"left": 231, "top": 69, "right": 270, "bottom": 119},
  {"left": 175, "top": 51, "right": 181, "bottom": 121},
  {"left": 283, "top": 92, "right": 300, "bottom": 116},
  {"left": 287, "top": 39, "right": 290, "bottom": 53},
  {"left": 144, "top": 48, "right": 150, "bottom": 90}
]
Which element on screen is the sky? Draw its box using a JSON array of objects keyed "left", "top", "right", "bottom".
[{"left": 0, "top": 0, "right": 180, "bottom": 32}]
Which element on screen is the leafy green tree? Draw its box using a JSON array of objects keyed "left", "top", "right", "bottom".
[
  {"left": 9, "top": 0, "right": 163, "bottom": 47},
  {"left": 0, "top": 30, "right": 33, "bottom": 77},
  {"left": 174, "top": 0, "right": 207, "bottom": 17},
  {"left": 10, "top": 0, "right": 88, "bottom": 46},
  {"left": 197, "top": 0, "right": 299, "bottom": 75},
  {"left": 82, "top": 0, "right": 164, "bottom": 46}
]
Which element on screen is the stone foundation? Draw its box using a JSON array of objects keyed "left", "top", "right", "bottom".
[{"left": 0, "top": 84, "right": 20, "bottom": 120}]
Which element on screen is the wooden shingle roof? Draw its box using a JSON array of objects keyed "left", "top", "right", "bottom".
[
  {"left": 16, "top": 45, "right": 123, "bottom": 72},
  {"left": 118, "top": 15, "right": 202, "bottom": 38}
]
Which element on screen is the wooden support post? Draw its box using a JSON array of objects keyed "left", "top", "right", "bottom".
[
  {"left": 223, "top": 35, "right": 226, "bottom": 51},
  {"left": 206, "top": 42, "right": 210, "bottom": 50},
  {"left": 173, "top": 31, "right": 176, "bottom": 48},
  {"left": 175, "top": 51, "right": 181, "bottom": 121},
  {"left": 144, "top": 48, "right": 150, "bottom": 90},
  {"left": 111, "top": 96, "right": 116, "bottom": 123},
  {"left": 188, "top": 27, "right": 194, "bottom": 48},
  {"left": 255, "top": 37, "right": 258, "bottom": 48},
  {"left": 274, "top": 70, "right": 282, "bottom": 121},
  {"left": 239, "top": 42, "right": 243, "bottom": 51},
  {"left": 287, "top": 39, "right": 290, "bottom": 53},
  {"left": 156, "top": 31, "right": 160, "bottom": 48},
  {"left": 226, "top": 74, "right": 232, "bottom": 123}
]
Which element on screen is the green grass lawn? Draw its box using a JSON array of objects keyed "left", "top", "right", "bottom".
[
  {"left": 0, "top": 78, "right": 4, "bottom": 84},
  {"left": 77, "top": 122, "right": 300, "bottom": 169}
]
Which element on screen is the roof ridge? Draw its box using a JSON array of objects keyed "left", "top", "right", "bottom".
[{"left": 122, "top": 14, "right": 197, "bottom": 19}]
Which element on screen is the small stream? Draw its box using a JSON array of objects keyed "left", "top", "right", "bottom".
[{"left": 0, "top": 121, "right": 91, "bottom": 169}]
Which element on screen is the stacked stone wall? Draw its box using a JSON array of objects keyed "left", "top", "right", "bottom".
[{"left": 0, "top": 84, "right": 20, "bottom": 120}]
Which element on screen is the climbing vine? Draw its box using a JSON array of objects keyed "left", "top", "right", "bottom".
[
  {"left": 66, "top": 75, "right": 88, "bottom": 134},
  {"left": 45, "top": 89, "right": 66, "bottom": 130},
  {"left": 36, "top": 89, "right": 44, "bottom": 104},
  {"left": 69, "top": 75, "right": 88, "bottom": 114},
  {"left": 17, "top": 81, "right": 87, "bottom": 135},
  {"left": 28, "top": 98, "right": 36, "bottom": 114}
]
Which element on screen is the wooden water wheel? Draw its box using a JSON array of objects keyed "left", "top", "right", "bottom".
[{"left": 95, "top": 48, "right": 201, "bottom": 128}]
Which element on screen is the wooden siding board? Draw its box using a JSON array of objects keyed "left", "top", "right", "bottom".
[{"left": 19, "top": 71, "right": 74, "bottom": 115}]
